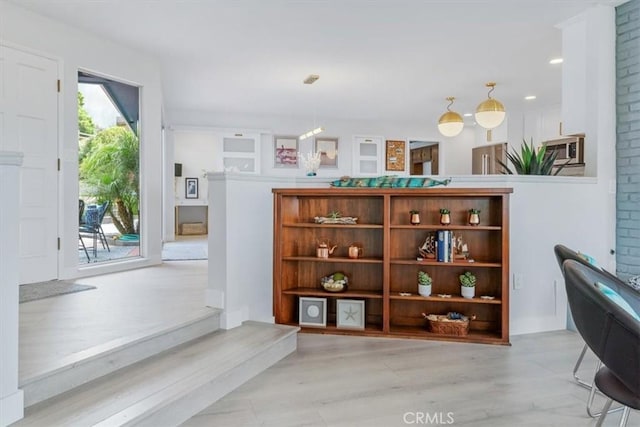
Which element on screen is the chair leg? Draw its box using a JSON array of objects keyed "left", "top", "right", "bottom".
[
  {"left": 596, "top": 399, "right": 613, "bottom": 427},
  {"left": 587, "top": 361, "right": 624, "bottom": 418},
  {"left": 573, "top": 343, "right": 592, "bottom": 389},
  {"left": 79, "top": 234, "right": 90, "bottom": 262},
  {"left": 99, "top": 226, "right": 110, "bottom": 252},
  {"left": 618, "top": 407, "right": 631, "bottom": 427}
]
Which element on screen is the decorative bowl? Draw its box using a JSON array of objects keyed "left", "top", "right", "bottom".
[{"left": 321, "top": 274, "right": 348, "bottom": 293}]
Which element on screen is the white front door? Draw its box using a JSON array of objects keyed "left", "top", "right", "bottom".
[{"left": 0, "top": 45, "right": 59, "bottom": 284}]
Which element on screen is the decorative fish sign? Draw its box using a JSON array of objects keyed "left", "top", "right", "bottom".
[{"left": 330, "top": 176, "right": 451, "bottom": 188}]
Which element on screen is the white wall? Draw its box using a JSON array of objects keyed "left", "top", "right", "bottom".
[
  {"left": 0, "top": 0, "right": 164, "bottom": 278},
  {"left": 0, "top": 152, "right": 24, "bottom": 426},
  {"left": 207, "top": 174, "right": 614, "bottom": 335}
]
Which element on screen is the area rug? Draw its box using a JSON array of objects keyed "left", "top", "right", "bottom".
[{"left": 19, "top": 280, "right": 96, "bottom": 303}]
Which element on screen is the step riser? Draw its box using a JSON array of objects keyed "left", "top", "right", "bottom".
[
  {"left": 22, "top": 312, "right": 220, "bottom": 407},
  {"left": 113, "top": 332, "right": 297, "bottom": 427}
]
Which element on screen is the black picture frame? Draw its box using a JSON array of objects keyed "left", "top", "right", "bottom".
[{"left": 185, "top": 177, "right": 199, "bottom": 199}]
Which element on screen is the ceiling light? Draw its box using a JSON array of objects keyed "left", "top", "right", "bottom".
[
  {"left": 300, "top": 127, "right": 323, "bottom": 140},
  {"left": 524, "top": 95, "right": 537, "bottom": 100},
  {"left": 300, "top": 75, "right": 323, "bottom": 140},
  {"left": 463, "top": 113, "right": 473, "bottom": 117},
  {"left": 475, "top": 82, "right": 506, "bottom": 130},
  {"left": 303, "top": 74, "right": 320, "bottom": 84},
  {"left": 549, "top": 58, "right": 563, "bottom": 65},
  {"left": 438, "top": 97, "right": 464, "bottom": 137}
]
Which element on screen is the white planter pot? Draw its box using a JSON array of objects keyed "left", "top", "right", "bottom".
[
  {"left": 461, "top": 286, "right": 475, "bottom": 299},
  {"left": 418, "top": 284, "right": 432, "bottom": 297}
]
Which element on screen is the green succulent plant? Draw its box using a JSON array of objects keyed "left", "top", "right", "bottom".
[
  {"left": 459, "top": 271, "right": 476, "bottom": 287},
  {"left": 439, "top": 208, "right": 450, "bottom": 214},
  {"left": 418, "top": 271, "right": 432, "bottom": 286},
  {"left": 497, "top": 138, "right": 568, "bottom": 175}
]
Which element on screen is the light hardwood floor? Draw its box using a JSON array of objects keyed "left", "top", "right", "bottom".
[
  {"left": 183, "top": 332, "right": 638, "bottom": 427},
  {"left": 19, "top": 259, "right": 209, "bottom": 379},
  {"left": 18, "top": 251, "right": 638, "bottom": 427}
]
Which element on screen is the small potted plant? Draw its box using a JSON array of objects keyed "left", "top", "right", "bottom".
[
  {"left": 439, "top": 208, "right": 451, "bottom": 225},
  {"left": 468, "top": 208, "right": 481, "bottom": 226},
  {"left": 410, "top": 210, "right": 421, "bottom": 225},
  {"left": 418, "top": 271, "right": 432, "bottom": 297},
  {"left": 459, "top": 271, "right": 476, "bottom": 299}
]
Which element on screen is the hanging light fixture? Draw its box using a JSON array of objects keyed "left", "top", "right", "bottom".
[
  {"left": 475, "top": 82, "right": 506, "bottom": 129},
  {"left": 300, "top": 74, "right": 323, "bottom": 140},
  {"left": 437, "top": 97, "right": 464, "bottom": 137}
]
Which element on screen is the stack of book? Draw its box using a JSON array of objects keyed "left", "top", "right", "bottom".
[{"left": 436, "top": 230, "right": 453, "bottom": 262}]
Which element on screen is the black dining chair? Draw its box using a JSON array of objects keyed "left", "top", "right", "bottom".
[
  {"left": 563, "top": 259, "right": 640, "bottom": 427},
  {"left": 554, "top": 244, "right": 639, "bottom": 417}
]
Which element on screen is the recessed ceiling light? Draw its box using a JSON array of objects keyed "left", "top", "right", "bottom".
[
  {"left": 524, "top": 95, "right": 537, "bottom": 100},
  {"left": 463, "top": 113, "right": 473, "bottom": 117},
  {"left": 549, "top": 58, "right": 563, "bottom": 65}
]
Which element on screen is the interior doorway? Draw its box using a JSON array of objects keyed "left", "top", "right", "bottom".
[
  {"left": 409, "top": 141, "right": 439, "bottom": 175},
  {"left": 78, "top": 72, "right": 141, "bottom": 265}
]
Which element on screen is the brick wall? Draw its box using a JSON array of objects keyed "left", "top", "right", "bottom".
[{"left": 616, "top": 0, "right": 640, "bottom": 279}]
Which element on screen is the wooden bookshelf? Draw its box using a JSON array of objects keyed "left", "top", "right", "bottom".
[{"left": 273, "top": 188, "right": 512, "bottom": 345}]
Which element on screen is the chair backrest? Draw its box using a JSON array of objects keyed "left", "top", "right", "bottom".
[
  {"left": 97, "top": 201, "right": 110, "bottom": 223},
  {"left": 563, "top": 260, "right": 640, "bottom": 396},
  {"left": 79, "top": 199, "right": 85, "bottom": 223},
  {"left": 554, "top": 244, "right": 640, "bottom": 313}
]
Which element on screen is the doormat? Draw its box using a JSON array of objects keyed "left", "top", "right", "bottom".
[{"left": 19, "top": 280, "right": 96, "bottom": 303}]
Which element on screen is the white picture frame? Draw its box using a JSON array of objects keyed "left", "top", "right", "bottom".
[
  {"left": 336, "top": 299, "right": 365, "bottom": 330},
  {"left": 299, "top": 297, "right": 327, "bottom": 327},
  {"left": 274, "top": 135, "right": 299, "bottom": 168}
]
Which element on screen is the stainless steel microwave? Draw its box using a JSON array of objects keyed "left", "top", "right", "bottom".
[{"left": 543, "top": 136, "right": 584, "bottom": 166}]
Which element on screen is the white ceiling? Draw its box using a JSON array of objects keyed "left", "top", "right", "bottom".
[{"left": 12, "top": 0, "right": 624, "bottom": 125}]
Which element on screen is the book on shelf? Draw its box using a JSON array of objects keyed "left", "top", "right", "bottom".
[{"left": 436, "top": 230, "right": 453, "bottom": 262}]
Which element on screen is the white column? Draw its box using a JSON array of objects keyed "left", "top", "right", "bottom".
[{"left": 0, "top": 151, "right": 24, "bottom": 426}]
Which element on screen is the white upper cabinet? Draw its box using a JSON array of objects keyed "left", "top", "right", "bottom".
[
  {"left": 352, "top": 135, "right": 383, "bottom": 176},
  {"left": 219, "top": 132, "right": 260, "bottom": 174}
]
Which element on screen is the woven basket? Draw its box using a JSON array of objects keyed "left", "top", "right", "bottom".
[{"left": 423, "top": 313, "right": 471, "bottom": 336}]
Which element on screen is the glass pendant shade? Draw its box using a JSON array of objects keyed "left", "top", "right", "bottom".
[
  {"left": 438, "top": 111, "right": 464, "bottom": 137},
  {"left": 475, "top": 82, "right": 505, "bottom": 129},
  {"left": 437, "top": 96, "right": 464, "bottom": 137}
]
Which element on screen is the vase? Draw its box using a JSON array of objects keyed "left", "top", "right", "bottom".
[
  {"left": 418, "top": 284, "right": 432, "bottom": 297},
  {"left": 410, "top": 212, "right": 421, "bottom": 225},
  {"left": 306, "top": 171, "right": 317, "bottom": 176},
  {"left": 469, "top": 213, "right": 480, "bottom": 226},
  {"left": 440, "top": 213, "right": 451, "bottom": 225},
  {"left": 461, "top": 286, "right": 475, "bottom": 299}
]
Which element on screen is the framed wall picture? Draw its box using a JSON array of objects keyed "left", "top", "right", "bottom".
[
  {"left": 336, "top": 299, "right": 365, "bottom": 330},
  {"left": 386, "top": 140, "right": 406, "bottom": 171},
  {"left": 274, "top": 136, "right": 298, "bottom": 167},
  {"left": 315, "top": 137, "right": 338, "bottom": 168},
  {"left": 185, "top": 177, "right": 199, "bottom": 199},
  {"left": 299, "top": 297, "right": 327, "bottom": 327}
]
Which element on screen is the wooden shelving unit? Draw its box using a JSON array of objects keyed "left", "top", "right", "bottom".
[{"left": 272, "top": 187, "right": 512, "bottom": 345}]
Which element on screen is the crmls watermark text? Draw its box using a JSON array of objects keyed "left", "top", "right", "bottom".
[{"left": 403, "top": 412, "right": 455, "bottom": 425}]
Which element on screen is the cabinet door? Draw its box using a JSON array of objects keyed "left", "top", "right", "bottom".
[
  {"left": 352, "top": 136, "right": 382, "bottom": 176},
  {"left": 220, "top": 132, "right": 260, "bottom": 174}
]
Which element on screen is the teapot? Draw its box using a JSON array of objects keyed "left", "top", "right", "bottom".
[{"left": 317, "top": 241, "right": 337, "bottom": 258}]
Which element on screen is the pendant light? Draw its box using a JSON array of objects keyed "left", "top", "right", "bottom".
[
  {"left": 475, "top": 82, "right": 506, "bottom": 129},
  {"left": 437, "top": 97, "right": 464, "bottom": 137},
  {"left": 299, "top": 74, "right": 323, "bottom": 140}
]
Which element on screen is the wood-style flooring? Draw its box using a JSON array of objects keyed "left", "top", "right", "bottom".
[
  {"left": 183, "top": 332, "right": 638, "bottom": 427},
  {"left": 17, "top": 243, "right": 638, "bottom": 426}
]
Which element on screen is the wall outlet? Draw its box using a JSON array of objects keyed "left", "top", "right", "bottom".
[{"left": 513, "top": 273, "right": 524, "bottom": 290}]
